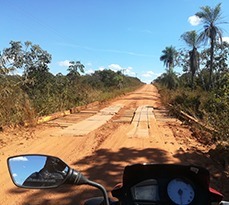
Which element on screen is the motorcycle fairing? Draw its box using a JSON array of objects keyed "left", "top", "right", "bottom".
[{"left": 112, "top": 164, "right": 222, "bottom": 205}]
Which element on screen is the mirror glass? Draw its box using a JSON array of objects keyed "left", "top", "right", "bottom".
[{"left": 8, "top": 155, "right": 69, "bottom": 188}]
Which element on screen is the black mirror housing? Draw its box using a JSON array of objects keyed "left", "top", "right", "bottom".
[
  {"left": 7, "top": 154, "right": 109, "bottom": 205},
  {"left": 7, "top": 154, "right": 70, "bottom": 189}
]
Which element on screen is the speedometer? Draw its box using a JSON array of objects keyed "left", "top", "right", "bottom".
[{"left": 167, "top": 178, "right": 195, "bottom": 205}]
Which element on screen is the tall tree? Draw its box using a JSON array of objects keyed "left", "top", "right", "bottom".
[
  {"left": 181, "top": 31, "right": 201, "bottom": 88},
  {"left": 2, "top": 41, "right": 52, "bottom": 81},
  {"left": 200, "top": 41, "right": 229, "bottom": 90},
  {"left": 159, "top": 46, "right": 179, "bottom": 89},
  {"left": 160, "top": 46, "right": 177, "bottom": 71},
  {"left": 1, "top": 41, "right": 24, "bottom": 74},
  {"left": 23, "top": 43, "right": 51, "bottom": 78},
  {"left": 67, "top": 61, "right": 85, "bottom": 76},
  {"left": 67, "top": 61, "right": 85, "bottom": 83},
  {"left": 196, "top": 3, "right": 226, "bottom": 89}
]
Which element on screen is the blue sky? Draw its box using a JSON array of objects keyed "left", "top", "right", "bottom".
[
  {"left": 9, "top": 156, "right": 46, "bottom": 185},
  {"left": 1, "top": 0, "right": 229, "bottom": 83}
]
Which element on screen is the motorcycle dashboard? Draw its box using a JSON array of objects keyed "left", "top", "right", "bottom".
[
  {"left": 120, "top": 164, "right": 210, "bottom": 205},
  {"left": 131, "top": 178, "right": 195, "bottom": 204},
  {"left": 131, "top": 179, "right": 159, "bottom": 201}
]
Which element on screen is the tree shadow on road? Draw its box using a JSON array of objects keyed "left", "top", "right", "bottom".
[
  {"left": 75, "top": 147, "right": 171, "bottom": 186},
  {"left": 7, "top": 146, "right": 229, "bottom": 204}
]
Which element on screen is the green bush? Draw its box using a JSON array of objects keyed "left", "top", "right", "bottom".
[
  {"left": 156, "top": 83, "right": 228, "bottom": 143},
  {"left": 0, "top": 70, "right": 143, "bottom": 127}
]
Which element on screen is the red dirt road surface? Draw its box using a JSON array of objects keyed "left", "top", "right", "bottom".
[{"left": 0, "top": 84, "right": 228, "bottom": 204}]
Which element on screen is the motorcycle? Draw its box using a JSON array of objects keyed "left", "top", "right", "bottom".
[{"left": 7, "top": 154, "right": 229, "bottom": 205}]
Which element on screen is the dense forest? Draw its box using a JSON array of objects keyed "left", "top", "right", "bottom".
[
  {"left": 155, "top": 3, "right": 228, "bottom": 143},
  {"left": 0, "top": 41, "right": 142, "bottom": 127}
]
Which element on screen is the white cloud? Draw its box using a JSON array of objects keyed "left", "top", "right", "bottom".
[
  {"left": 188, "top": 15, "right": 202, "bottom": 26},
  {"left": 85, "top": 69, "right": 94, "bottom": 74},
  {"left": 86, "top": 64, "right": 136, "bottom": 77},
  {"left": 141, "top": 71, "right": 160, "bottom": 78},
  {"left": 86, "top": 62, "right": 92, "bottom": 67},
  {"left": 99, "top": 66, "right": 105, "bottom": 71},
  {"left": 125, "top": 67, "right": 136, "bottom": 76},
  {"left": 142, "top": 73, "right": 152, "bottom": 78},
  {"left": 147, "top": 71, "right": 155, "bottom": 75},
  {"left": 108, "top": 64, "right": 123, "bottom": 71},
  {"left": 58, "top": 60, "right": 70, "bottom": 67},
  {"left": 222, "top": 37, "right": 229, "bottom": 43},
  {"left": 141, "top": 29, "right": 153, "bottom": 34},
  {"left": 107, "top": 64, "right": 136, "bottom": 76},
  {"left": 10, "top": 156, "right": 28, "bottom": 161},
  {"left": 13, "top": 173, "right": 18, "bottom": 177}
]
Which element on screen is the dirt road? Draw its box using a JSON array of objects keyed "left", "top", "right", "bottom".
[{"left": 0, "top": 84, "right": 228, "bottom": 204}]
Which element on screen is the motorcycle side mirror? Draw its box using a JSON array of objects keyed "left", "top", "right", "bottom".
[
  {"left": 8, "top": 154, "right": 110, "bottom": 205},
  {"left": 7, "top": 154, "right": 70, "bottom": 189}
]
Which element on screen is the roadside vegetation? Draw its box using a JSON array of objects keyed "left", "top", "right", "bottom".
[
  {"left": 154, "top": 3, "right": 229, "bottom": 146},
  {"left": 0, "top": 41, "right": 143, "bottom": 127}
]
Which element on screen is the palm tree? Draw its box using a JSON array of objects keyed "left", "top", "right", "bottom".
[
  {"left": 181, "top": 31, "right": 201, "bottom": 89},
  {"left": 160, "top": 46, "right": 179, "bottom": 89},
  {"left": 196, "top": 3, "right": 226, "bottom": 89},
  {"left": 160, "top": 46, "right": 177, "bottom": 71}
]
